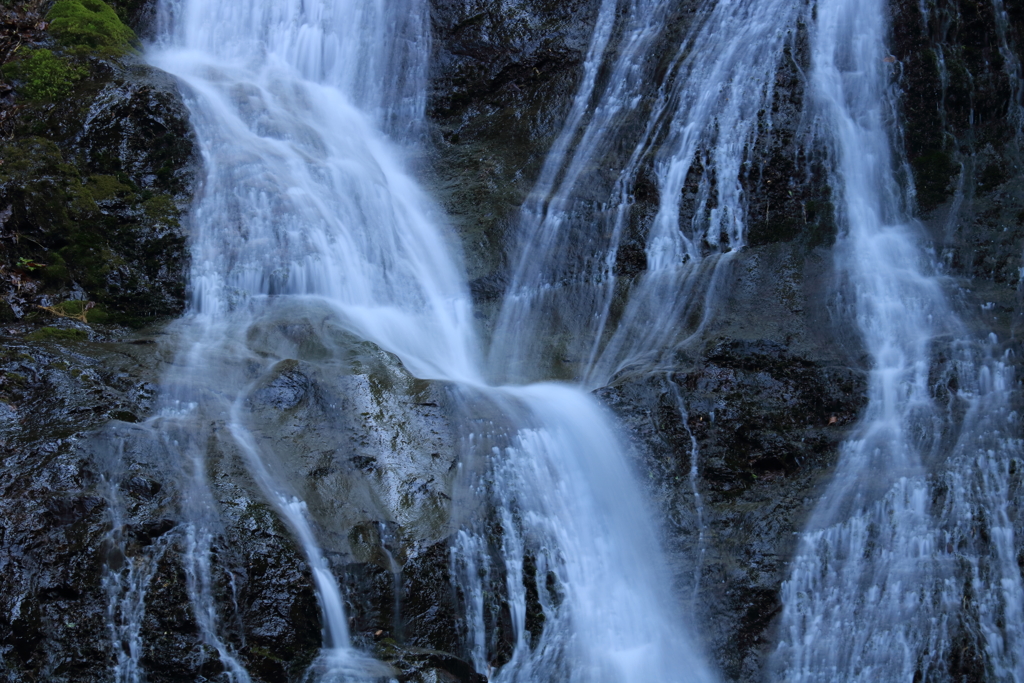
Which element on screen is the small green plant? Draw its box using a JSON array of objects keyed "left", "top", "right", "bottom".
[
  {"left": 4, "top": 48, "right": 87, "bottom": 100},
  {"left": 46, "top": 0, "right": 137, "bottom": 56},
  {"left": 16, "top": 256, "right": 46, "bottom": 271}
]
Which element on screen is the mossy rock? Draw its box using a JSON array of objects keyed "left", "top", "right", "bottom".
[
  {"left": 0, "top": 136, "right": 82, "bottom": 235},
  {"left": 0, "top": 136, "right": 187, "bottom": 323},
  {"left": 46, "top": 0, "right": 137, "bottom": 57},
  {"left": 141, "top": 193, "right": 180, "bottom": 226},
  {"left": 39, "top": 299, "right": 111, "bottom": 324},
  {"left": 85, "top": 174, "right": 131, "bottom": 202}
]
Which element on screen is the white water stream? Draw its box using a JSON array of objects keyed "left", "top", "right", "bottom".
[
  {"left": 773, "top": 0, "right": 1024, "bottom": 680},
  {"left": 490, "top": 0, "right": 804, "bottom": 387},
  {"left": 490, "top": 0, "right": 1024, "bottom": 679}
]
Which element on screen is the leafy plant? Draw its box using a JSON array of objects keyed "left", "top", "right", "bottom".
[{"left": 16, "top": 256, "right": 46, "bottom": 271}]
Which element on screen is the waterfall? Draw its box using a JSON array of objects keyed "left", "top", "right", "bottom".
[
  {"left": 451, "top": 384, "right": 715, "bottom": 683},
  {"left": 991, "top": 0, "right": 1024, "bottom": 140},
  {"left": 104, "top": 0, "right": 721, "bottom": 680},
  {"left": 86, "top": 0, "right": 1022, "bottom": 679},
  {"left": 773, "top": 0, "right": 1024, "bottom": 680},
  {"left": 144, "top": 0, "right": 474, "bottom": 677}
]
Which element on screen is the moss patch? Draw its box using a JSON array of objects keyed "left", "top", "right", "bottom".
[
  {"left": 85, "top": 174, "right": 131, "bottom": 201},
  {"left": 25, "top": 326, "right": 88, "bottom": 342},
  {"left": 141, "top": 193, "right": 179, "bottom": 225},
  {"left": 3, "top": 48, "right": 87, "bottom": 101},
  {"left": 46, "top": 0, "right": 136, "bottom": 57},
  {"left": 0, "top": 136, "right": 186, "bottom": 323},
  {"left": 38, "top": 299, "right": 110, "bottom": 323}
]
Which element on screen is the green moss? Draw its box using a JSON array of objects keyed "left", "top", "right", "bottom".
[
  {"left": 48, "top": 300, "right": 87, "bottom": 317},
  {"left": 0, "top": 138, "right": 81, "bottom": 245},
  {"left": 4, "top": 372, "right": 28, "bottom": 387},
  {"left": 86, "top": 305, "right": 111, "bottom": 324},
  {"left": 86, "top": 174, "right": 131, "bottom": 201},
  {"left": 0, "top": 137, "right": 71, "bottom": 178},
  {"left": 25, "top": 326, "right": 88, "bottom": 342},
  {"left": 142, "top": 193, "right": 180, "bottom": 224},
  {"left": 4, "top": 48, "right": 87, "bottom": 101},
  {"left": 41, "top": 299, "right": 109, "bottom": 323},
  {"left": 39, "top": 253, "right": 68, "bottom": 280},
  {"left": 46, "top": 0, "right": 136, "bottom": 57}
]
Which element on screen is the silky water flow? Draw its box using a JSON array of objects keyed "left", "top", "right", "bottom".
[
  {"left": 92, "top": 0, "right": 719, "bottom": 681},
  {"left": 772, "top": 0, "right": 1024, "bottom": 680},
  {"left": 489, "top": 0, "right": 805, "bottom": 387}
]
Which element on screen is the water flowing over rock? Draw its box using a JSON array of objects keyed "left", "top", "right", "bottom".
[{"left": 0, "top": 0, "right": 1022, "bottom": 681}]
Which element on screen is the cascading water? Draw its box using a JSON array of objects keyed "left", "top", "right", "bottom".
[
  {"left": 490, "top": 0, "right": 804, "bottom": 387},
  {"left": 485, "top": 0, "right": 1023, "bottom": 677},
  {"left": 773, "top": 0, "right": 1024, "bottom": 680},
  {"left": 99, "top": 435, "right": 177, "bottom": 683},
  {"left": 92, "top": 0, "right": 721, "bottom": 681},
  {"left": 450, "top": 382, "right": 716, "bottom": 683},
  {"left": 82, "top": 0, "right": 1023, "bottom": 679},
  {"left": 991, "top": 0, "right": 1024, "bottom": 139}
]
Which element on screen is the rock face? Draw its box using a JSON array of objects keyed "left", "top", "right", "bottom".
[
  {"left": 427, "top": 0, "right": 602, "bottom": 295},
  {"left": 0, "top": 1, "right": 1023, "bottom": 683}
]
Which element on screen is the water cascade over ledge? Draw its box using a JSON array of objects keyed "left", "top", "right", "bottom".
[
  {"left": 65, "top": 0, "right": 1024, "bottom": 680},
  {"left": 95, "top": 0, "right": 724, "bottom": 680}
]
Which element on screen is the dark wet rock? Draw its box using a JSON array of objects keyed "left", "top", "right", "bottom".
[
  {"left": 240, "top": 326, "right": 460, "bottom": 561},
  {"left": 0, "top": 325, "right": 169, "bottom": 682},
  {"left": 427, "top": 0, "right": 603, "bottom": 289},
  {"left": 107, "top": 0, "right": 160, "bottom": 40},
  {"left": 597, "top": 338, "right": 868, "bottom": 681},
  {"left": 589, "top": 234, "right": 872, "bottom": 680},
  {"left": 341, "top": 539, "right": 476, "bottom": 683},
  {"left": 891, "top": 0, "right": 1024, "bottom": 326},
  {"left": 0, "top": 27, "right": 199, "bottom": 677}
]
